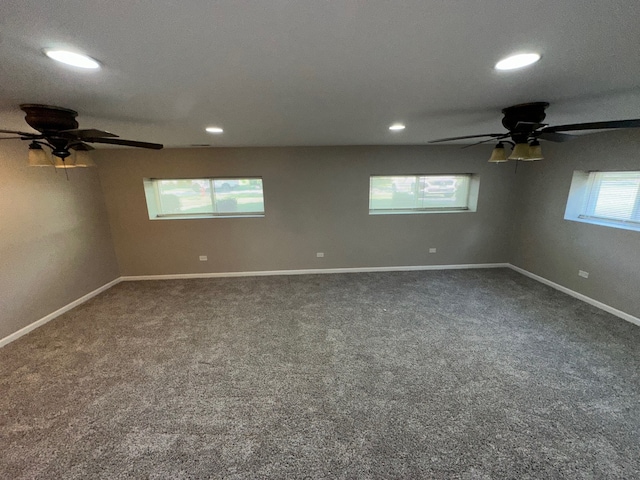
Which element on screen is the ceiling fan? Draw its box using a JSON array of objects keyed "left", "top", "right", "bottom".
[
  {"left": 0, "top": 104, "right": 163, "bottom": 166},
  {"left": 428, "top": 102, "right": 640, "bottom": 162}
]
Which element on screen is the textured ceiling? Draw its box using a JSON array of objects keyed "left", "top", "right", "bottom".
[{"left": 1, "top": 0, "right": 639, "bottom": 147}]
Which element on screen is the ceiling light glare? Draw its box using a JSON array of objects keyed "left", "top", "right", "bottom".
[
  {"left": 205, "top": 127, "right": 224, "bottom": 134},
  {"left": 44, "top": 50, "right": 101, "bottom": 69},
  {"left": 495, "top": 53, "right": 541, "bottom": 71},
  {"left": 389, "top": 123, "right": 405, "bottom": 131}
]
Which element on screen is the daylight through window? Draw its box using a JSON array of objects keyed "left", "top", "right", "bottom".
[
  {"left": 144, "top": 178, "right": 265, "bottom": 219},
  {"left": 369, "top": 174, "right": 473, "bottom": 214},
  {"left": 581, "top": 171, "right": 640, "bottom": 226}
]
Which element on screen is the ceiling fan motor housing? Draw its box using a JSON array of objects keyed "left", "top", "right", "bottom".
[
  {"left": 501, "top": 102, "right": 549, "bottom": 142},
  {"left": 20, "top": 104, "right": 79, "bottom": 133}
]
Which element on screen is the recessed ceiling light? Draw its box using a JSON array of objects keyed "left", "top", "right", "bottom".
[
  {"left": 389, "top": 123, "right": 405, "bottom": 131},
  {"left": 205, "top": 127, "right": 224, "bottom": 134},
  {"left": 495, "top": 53, "right": 541, "bottom": 71},
  {"left": 44, "top": 49, "right": 101, "bottom": 69}
]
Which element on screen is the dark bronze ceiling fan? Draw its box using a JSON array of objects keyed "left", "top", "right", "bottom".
[
  {"left": 428, "top": 102, "right": 640, "bottom": 161},
  {"left": 0, "top": 104, "right": 163, "bottom": 161}
]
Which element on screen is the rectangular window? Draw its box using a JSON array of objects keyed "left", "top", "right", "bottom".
[
  {"left": 369, "top": 174, "right": 475, "bottom": 214},
  {"left": 143, "top": 178, "right": 265, "bottom": 219},
  {"left": 565, "top": 171, "right": 640, "bottom": 231}
]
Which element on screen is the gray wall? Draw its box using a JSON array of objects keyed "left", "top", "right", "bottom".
[
  {"left": 0, "top": 141, "right": 120, "bottom": 340},
  {"left": 511, "top": 129, "right": 640, "bottom": 318},
  {"left": 3, "top": 132, "right": 638, "bottom": 342},
  {"left": 96, "top": 145, "right": 518, "bottom": 276}
]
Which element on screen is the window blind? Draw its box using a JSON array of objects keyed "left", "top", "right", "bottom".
[{"left": 581, "top": 171, "right": 640, "bottom": 225}]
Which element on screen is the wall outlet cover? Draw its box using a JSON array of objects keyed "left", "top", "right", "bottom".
[{"left": 199, "top": 255, "right": 208, "bottom": 261}]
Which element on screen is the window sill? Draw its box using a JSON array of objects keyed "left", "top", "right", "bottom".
[
  {"left": 565, "top": 216, "right": 640, "bottom": 232},
  {"left": 151, "top": 214, "right": 265, "bottom": 220},
  {"left": 369, "top": 209, "right": 472, "bottom": 215}
]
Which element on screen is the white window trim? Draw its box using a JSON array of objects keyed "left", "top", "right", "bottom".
[
  {"left": 564, "top": 170, "right": 640, "bottom": 232},
  {"left": 143, "top": 177, "right": 265, "bottom": 220},
  {"left": 368, "top": 174, "right": 479, "bottom": 215}
]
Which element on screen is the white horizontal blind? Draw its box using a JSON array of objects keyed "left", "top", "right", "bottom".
[
  {"left": 369, "top": 175, "right": 471, "bottom": 213},
  {"left": 581, "top": 171, "right": 640, "bottom": 225},
  {"left": 154, "top": 178, "right": 264, "bottom": 217}
]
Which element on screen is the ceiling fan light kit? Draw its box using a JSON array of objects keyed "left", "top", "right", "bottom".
[
  {"left": 0, "top": 104, "right": 164, "bottom": 171},
  {"left": 74, "top": 148, "right": 96, "bottom": 167},
  {"left": 527, "top": 139, "right": 544, "bottom": 161},
  {"left": 430, "top": 102, "right": 640, "bottom": 163},
  {"left": 489, "top": 139, "right": 544, "bottom": 163},
  {"left": 508, "top": 142, "right": 536, "bottom": 161},
  {"left": 28, "top": 139, "right": 95, "bottom": 168},
  {"left": 488, "top": 142, "right": 508, "bottom": 163},
  {"left": 53, "top": 156, "right": 76, "bottom": 169},
  {"left": 28, "top": 142, "right": 53, "bottom": 166}
]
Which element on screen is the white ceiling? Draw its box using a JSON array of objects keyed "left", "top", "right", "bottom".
[{"left": 1, "top": 0, "right": 639, "bottom": 147}]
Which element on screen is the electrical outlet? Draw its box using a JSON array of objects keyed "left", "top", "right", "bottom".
[
  {"left": 316, "top": 252, "right": 324, "bottom": 258},
  {"left": 578, "top": 270, "right": 589, "bottom": 278},
  {"left": 429, "top": 248, "right": 437, "bottom": 253},
  {"left": 199, "top": 255, "right": 208, "bottom": 261}
]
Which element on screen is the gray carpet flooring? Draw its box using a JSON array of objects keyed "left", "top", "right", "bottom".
[{"left": 1, "top": 268, "right": 639, "bottom": 479}]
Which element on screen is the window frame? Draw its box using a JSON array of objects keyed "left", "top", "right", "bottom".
[
  {"left": 564, "top": 170, "right": 640, "bottom": 232},
  {"left": 143, "top": 177, "right": 266, "bottom": 220},
  {"left": 368, "top": 173, "right": 479, "bottom": 215}
]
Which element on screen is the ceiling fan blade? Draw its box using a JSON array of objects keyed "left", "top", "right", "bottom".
[
  {"left": 461, "top": 134, "right": 510, "bottom": 149},
  {"left": 428, "top": 133, "right": 505, "bottom": 143},
  {"left": 0, "top": 136, "right": 27, "bottom": 140},
  {"left": 84, "top": 137, "right": 163, "bottom": 149},
  {"left": 537, "top": 131, "right": 577, "bottom": 142},
  {"left": 69, "top": 142, "right": 95, "bottom": 151},
  {"left": 542, "top": 119, "right": 640, "bottom": 133},
  {"left": 0, "top": 128, "right": 39, "bottom": 137},
  {"left": 58, "top": 128, "right": 118, "bottom": 138},
  {"left": 514, "top": 121, "right": 547, "bottom": 131}
]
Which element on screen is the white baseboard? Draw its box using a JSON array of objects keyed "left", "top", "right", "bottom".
[
  {"left": 3, "top": 262, "right": 636, "bottom": 349},
  {"left": 508, "top": 265, "right": 640, "bottom": 327},
  {"left": 120, "top": 263, "right": 510, "bottom": 281},
  {"left": 0, "top": 278, "right": 122, "bottom": 349}
]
